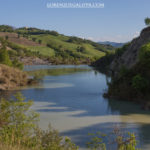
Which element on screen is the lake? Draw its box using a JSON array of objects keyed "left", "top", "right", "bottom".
[{"left": 17, "top": 65, "right": 150, "bottom": 149}]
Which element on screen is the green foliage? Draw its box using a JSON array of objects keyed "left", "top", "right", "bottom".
[
  {"left": 115, "top": 43, "right": 130, "bottom": 57},
  {"left": 38, "top": 39, "right": 42, "bottom": 44},
  {"left": 0, "top": 48, "right": 12, "bottom": 66},
  {"left": 87, "top": 129, "right": 140, "bottom": 150},
  {"left": 132, "top": 74, "right": 148, "bottom": 91},
  {"left": 67, "top": 37, "right": 84, "bottom": 44},
  {"left": 87, "top": 132, "right": 106, "bottom": 150},
  {"left": 0, "top": 41, "right": 24, "bottom": 70},
  {"left": 32, "top": 37, "right": 36, "bottom": 42},
  {"left": 119, "top": 65, "right": 129, "bottom": 77},
  {"left": 77, "top": 46, "right": 87, "bottom": 53},
  {"left": 139, "top": 43, "right": 150, "bottom": 64},
  {"left": 17, "top": 34, "right": 20, "bottom": 38},
  {"left": 12, "top": 59, "right": 24, "bottom": 70},
  {"left": 0, "top": 93, "right": 78, "bottom": 150},
  {"left": 0, "top": 93, "right": 39, "bottom": 146},
  {"left": 145, "top": 17, "right": 150, "bottom": 26},
  {"left": 50, "top": 31, "right": 59, "bottom": 36},
  {"left": 0, "top": 92, "right": 141, "bottom": 150},
  {"left": 16, "top": 27, "right": 59, "bottom": 36},
  {"left": 0, "top": 25, "right": 14, "bottom": 32},
  {"left": 5, "top": 35, "right": 9, "bottom": 40},
  {"left": 0, "top": 25, "right": 113, "bottom": 64}
]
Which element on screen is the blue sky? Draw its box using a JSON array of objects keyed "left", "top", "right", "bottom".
[{"left": 0, "top": 0, "right": 150, "bottom": 42}]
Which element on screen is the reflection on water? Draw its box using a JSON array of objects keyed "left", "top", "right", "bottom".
[{"left": 9, "top": 65, "right": 150, "bottom": 149}]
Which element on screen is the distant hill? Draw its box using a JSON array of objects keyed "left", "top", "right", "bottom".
[
  {"left": 98, "top": 41, "right": 125, "bottom": 48},
  {"left": 0, "top": 25, "right": 115, "bottom": 64}
]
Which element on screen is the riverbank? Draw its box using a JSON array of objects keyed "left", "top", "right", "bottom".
[
  {"left": 0, "top": 64, "right": 37, "bottom": 90},
  {"left": 20, "top": 56, "right": 93, "bottom": 66}
]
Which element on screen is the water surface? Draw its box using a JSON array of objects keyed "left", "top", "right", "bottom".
[{"left": 19, "top": 65, "right": 150, "bottom": 149}]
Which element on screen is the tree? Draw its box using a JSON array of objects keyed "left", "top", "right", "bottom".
[
  {"left": 77, "top": 46, "right": 86, "bottom": 53},
  {"left": 0, "top": 48, "right": 12, "bottom": 66},
  {"left": 5, "top": 35, "right": 8, "bottom": 40},
  {"left": 132, "top": 74, "right": 148, "bottom": 92},
  {"left": 17, "top": 34, "right": 20, "bottom": 39},
  {"left": 145, "top": 17, "right": 150, "bottom": 26},
  {"left": 32, "top": 37, "right": 36, "bottom": 42},
  {"left": 38, "top": 39, "right": 42, "bottom": 44}
]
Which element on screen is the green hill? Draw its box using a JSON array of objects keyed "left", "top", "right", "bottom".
[{"left": 0, "top": 25, "right": 114, "bottom": 64}]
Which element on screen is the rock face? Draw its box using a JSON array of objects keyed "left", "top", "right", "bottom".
[
  {"left": 110, "top": 26, "right": 150, "bottom": 73},
  {"left": 0, "top": 64, "right": 28, "bottom": 90}
]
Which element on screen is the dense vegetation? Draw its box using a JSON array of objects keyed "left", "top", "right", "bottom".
[
  {"left": 104, "top": 42, "right": 150, "bottom": 106},
  {"left": 0, "top": 93, "right": 140, "bottom": 150},
  {"left": 0, "top": 38, "right": 24, "bottom": 70},
  {"left": 93, "top": 25, "right": 150, "bottom": 105},
  {"left": 145, "top": 17, "right": 150, "bottom": 26},
  {"left": 0, "top": 93, "right": 78, "bottom": 150},
  {"left": 0, "top": 25, "right": 115, "bottom": 64}
]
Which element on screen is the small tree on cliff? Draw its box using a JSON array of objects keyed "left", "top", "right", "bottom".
[{"left": 145, "top": 17, "right": 150, "bottom": 26}]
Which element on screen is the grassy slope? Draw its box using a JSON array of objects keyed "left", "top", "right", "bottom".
[
  {"left": 0, "top": 32, "right": 105, "bottom": 59},
  {"left": 28, "top": 34, "right": 105, "bottom": 58},
  {"left": 0, "top": 26, "right": 115, "bottom": 63}
]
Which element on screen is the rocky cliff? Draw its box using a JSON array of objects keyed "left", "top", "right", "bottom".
[{"left": 110, "top": 26, "right": 150, "bottom": 73}]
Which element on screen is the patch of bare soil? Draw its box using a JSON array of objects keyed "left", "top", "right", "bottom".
[{"left": 0, "top": 32, "right": 41, "bottom": 46}]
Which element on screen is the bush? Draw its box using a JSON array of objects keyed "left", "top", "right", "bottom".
[
  {"left": 132, "top": 74, "right": 149, "bottom": 91},
  {"left": 49, "top": 31, "right": 59, "bottom": 36},
  {"left": 145, "top": 17, "right": 150, "bottom": 26},
  {"left": 0, "top": 25, "right": 14, "bottom": 32},
  {"left": 5, "top": 35, "right": 9, "bottom": 40},
  {"left": 32, "top": 37, "right": 36, "bottom": 42},
  {"left": 0, "top": 48, "right": 12, "bottom": 66},
  {"left": 77, "top": 46, "right": 86, "bottom": 53},
  {"left": 139, "top": 43, "right": 150, "bottom": 63},
  {"left": 119, "top": 65, "right": 129, "bottom": 77},
  {"left": 12, "top": 59, "right": 24, "bottom": 70},
  {"left": 38, "top": 39, "right": 42, "bottom": 44},
  {"left": 0, "top": 93, "right": 78, "bottom": 150},
  {"left": 87, "top": 129, "right": 140, "bottom": 150}
]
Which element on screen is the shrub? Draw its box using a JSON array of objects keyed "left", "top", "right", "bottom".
[
  {"left": 12, "top": 59, "right": 24, "bottom": 70},
  {"left": 38, "top": 39, "right": 42, "bottom": 44},
  {"left": 5, "top": 35, "right": 9, "bottom": 40},
  {"left": 87, "top": 129, "right": 140, "bottom": 150},
  {"left": 115, "top": 43, "right": 130, "bottom": 57},
  {"left": 32, "top": 37, "right": 36, "bottom": 42},
  {"left": 0, "top": 48, "right": 12, "bottom": 66},
  {"left": 0, "top": 93, "right": 78, "bottom": 150},
  {"left": 132, "top": 74, "right": 148, "bottom": 91},
  {"left": 0, "top": 25, "right": 14, "bottom": 32},
  {"left": 139, "top": 43, "right": 150, "bottom": 63},
  {"left": 49, "top": 31, "right": 59, "bottom": 36},
  {"left": 145, "top": 17, "right": 150, "bottom": 26},
  {"left": 77, "top": 46, "right": 86, "bottom": 53},
  {"left": 119, "top": 65, "right": 129, "bottom": 77}
]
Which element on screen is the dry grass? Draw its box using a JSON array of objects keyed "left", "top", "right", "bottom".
[
  {"left": 0, "top": 64, "right": 28, "bottom": 90},
  {"left": 0, "top": 144, "right": 31, "bottom": 150},
  {"left": 0, "top": 32, "right": 40, "bottom": 46}
]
